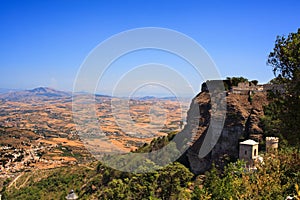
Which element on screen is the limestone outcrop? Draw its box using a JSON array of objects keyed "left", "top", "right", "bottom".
[{"left": 182, "top": 83, "right": 269, "bottom": 174}]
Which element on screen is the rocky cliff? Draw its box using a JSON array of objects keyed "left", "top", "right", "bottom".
[{"left": 181, "top": 83, "right": 269, "bottom": 174}]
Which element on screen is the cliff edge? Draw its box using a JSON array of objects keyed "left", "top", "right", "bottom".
[{"left": 182, "top": 83, "right": 269, "bottom": 174}]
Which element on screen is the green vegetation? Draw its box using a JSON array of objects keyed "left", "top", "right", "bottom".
[
  {"left": 223, "top": 77, "right": 258, "bottom": 91},
  {"left": 2, "top": 162, "right": 194, "bottom": 200},
  {"left": 2, "top": 165, "right": 93, "bottom": 200},
  {"left": 135, "top": 131, "right": 177, "bottom": 153},
  {"left": 2, "top": 148, "right": 299, "bottom": 199},
  {"left": 263, "top": 28, "right": 300, "bottom": 147},
  {"left": 226, "top": 77, "right": 249, "bottom": 86},
  {"left": 251, "top": 80, "right": 258, "bottom": 86},
  {"left": 2, "top": 128, "right": 299, "bottom": 199},
  {"left": 195, "top": 148, "right": 300, "bottom": 199}
]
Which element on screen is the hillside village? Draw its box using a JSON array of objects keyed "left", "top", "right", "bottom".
[{"left": 0, "top": 139, "right": 81, "bottom": 180}]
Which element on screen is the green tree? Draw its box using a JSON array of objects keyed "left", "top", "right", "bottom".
[
  {"left": 157, "top": 162, "right": 193, "bottom": 199},
  {"left": 226, "top": 77, "right": 249, "bottom": 86},
  {"left": 251, "top": 80, "right": 259, "bottom": 85},
  {"left": 267, "top": 28, "right": 300, "bottom": 146},
  {"left": 196, "top": 148, "right": 300, "bottom": 199}
]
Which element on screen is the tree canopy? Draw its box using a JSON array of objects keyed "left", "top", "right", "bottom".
[{"left": 265, "top": 28, "right": 300, "bottom": 147}]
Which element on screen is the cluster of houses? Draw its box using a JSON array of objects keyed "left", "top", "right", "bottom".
[
  {"left": 0, "top": 145, "right": 44, "bottom": 178},
  {"left": 0, "top": 143, "right": 77, "bottom": 179}
]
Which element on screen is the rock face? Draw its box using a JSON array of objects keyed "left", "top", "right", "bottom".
[{"left": 183, "top": 86, "right": 269, "bottom": 174}]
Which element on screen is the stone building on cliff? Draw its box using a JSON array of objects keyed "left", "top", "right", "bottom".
[{"left": 239, "top": 139, "right": 259, "bottom": 166}]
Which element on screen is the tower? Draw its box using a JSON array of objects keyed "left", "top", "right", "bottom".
[
  {"left": 239, "top": 139, "right": 259, "bottom": 166},
  {"left": 266, "top": 137, "right": 279, "bottom": 152}
]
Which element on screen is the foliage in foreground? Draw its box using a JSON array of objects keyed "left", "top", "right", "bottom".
[
  {"left": 195, "top": 148, "right": 300, "bottom": 200},
  {"left": 265, "top": 28, "right": 300, "bottom": 147},
  {"left": 2, "top": 148, "right": 299, "bottom": 199}
]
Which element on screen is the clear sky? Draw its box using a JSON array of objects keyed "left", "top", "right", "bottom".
[{"left": 1, "top": 0, "right": 300, "bottom": 96}]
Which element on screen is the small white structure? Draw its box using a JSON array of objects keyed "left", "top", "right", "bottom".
[
  {"left": 239, "top": 139, "right": 259, "bottom": 166},
  {"left": 65, "top": 190, "right": 78, "bottom": 200},
  {"left": 266, "top": 137, "right": 279, "bottom": 152}
]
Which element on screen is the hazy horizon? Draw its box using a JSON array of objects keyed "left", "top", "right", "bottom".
[{"left": 1, "top": 0, "right": 300, "bottom": 96}]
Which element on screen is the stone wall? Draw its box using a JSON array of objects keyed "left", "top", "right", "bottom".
[{"left": 231, "top": 83, "right": 284, "bottom": 95}]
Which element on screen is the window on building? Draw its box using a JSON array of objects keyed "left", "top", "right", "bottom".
[
  {"left": 245, "top": 150, "right": 247, "bottom": 155},
  {"left": 254, "top": 149, "right": 257, "bottom": 156}
]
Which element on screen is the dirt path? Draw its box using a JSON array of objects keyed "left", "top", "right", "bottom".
[
  {"left": 17, "top": 173, "right": 32, "bottom": 189},
  {"left": 7, "top": 172, "right": 24, "bottom": 188}
]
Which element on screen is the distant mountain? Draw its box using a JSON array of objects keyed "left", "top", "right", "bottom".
[
  {"left": 131, "top": 96, "right": 187, "bottom": 101},
  {"left": 26, "top": 87, "right": 71, "bottom": 97},
  {"left": 95, "top": 94, "right": 112, "bottom": 98},
  {"left": 0, "top": 87, "right": 71, "bottom": 102},
  {"left": 136, "top": 96, "right": 158, "bottom": 101},
  {"left": 0, "top": 88, "right": 22, "bottom": 94},
  {"left": 159, "top": 96, "right": 179, "bottom": 101}
]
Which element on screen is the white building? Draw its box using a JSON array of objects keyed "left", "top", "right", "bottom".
[{"left": 239, "top": 139, "right": 259, "bottom": 166}]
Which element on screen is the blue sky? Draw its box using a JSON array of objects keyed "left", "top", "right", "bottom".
[{"left": 1, "top": 0, "right": 300, "bottom": 96}]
